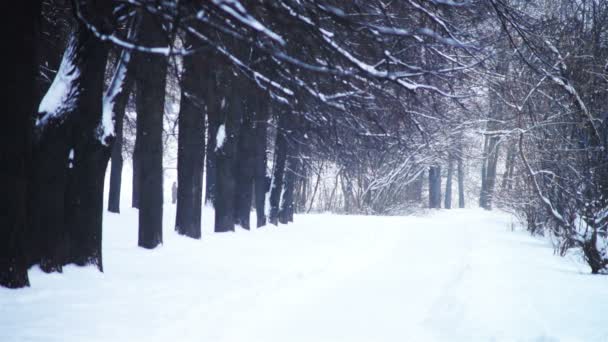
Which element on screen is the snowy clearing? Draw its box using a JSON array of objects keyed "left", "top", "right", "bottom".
[{"left": 2, "top": 208, "right": 608, "bottom": 342}]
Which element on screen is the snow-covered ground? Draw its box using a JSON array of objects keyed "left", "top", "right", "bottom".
[{"left": 2, "top": 205, "right": 608, "bottom": 341}]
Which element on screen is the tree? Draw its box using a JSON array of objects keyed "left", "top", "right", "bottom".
[
  {"left": 1, "top": 0, "right": 42, "bottom": 288},
  {"left": 175, "top": 32, "right": 206, "bottom": 239},
  {"left": 133, "top": 12, "right": 168, "bottom": 248},
  {"left": 429, "top": 166, "right": 442, "bottom": 209}
]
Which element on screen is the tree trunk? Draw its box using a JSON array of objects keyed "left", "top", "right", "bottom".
[
  {"left": 445, "top": 156, "right": 454, "bottom": 209},
  {"left": 175, "top": 33, "right": 206, "bottom": 239},
  {"left": 134, "top": 13, "right": 167, "bottom": 248},
  {"left": 32, "top": 2, "right": 112, "bottom": 271},
  {"left": 429, "top": 166, "right": 442, "bottom": 209},
  {"left": 501, "top": 144, "right": 516, "bottom": 191},
  {"left": 1, "top": 0, "right": 41, "bottom": 288},
  {"left": 480, "top": 136, "right": 500, "bottom": 210},
  {"left": 132, "top": 101, "right": 143, "bottom": 209},
  {"left": 269, "top": 111, "right": 289, "bottom": 225},
  {"left": 107, "top": 58, "right": 133, "bottom": 214},
  {"left": 214, "top": 74, "right": 243, "bottom": 232},
  {"left": 457, "top": 156, "right": 465, "bottom": 208},
  {"left": 279, "top": 143, "right": 299, "bottom": 224},
  {"left": 234, "top": 105, "right": 256, "bottom": 229},
  {"left": 204, "top": 65, "right": 222, "bottom": 206},
  {"left": 253, "top": 99, "right": 270, "bottom": 227},
  {"left": 479, "top": 136, "right": 488, "bottom": 208}
]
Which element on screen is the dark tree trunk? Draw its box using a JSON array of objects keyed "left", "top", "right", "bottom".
[
  {"left": 205, "top": 113, "right": 219, "bottom": 206},
  {"left": 253, "top": 100, "right": 270, "bottom": 227},
  {"left": 107, "top": 64, "right": 133, "bottom": 214},
  {"left": 269, "top": 112, "right": 289, "bottom": 225},
  {"left": 32, "top": 2, "right": 112, "bottom": 271},
  {"left": 214, "top": 76, "right": 243, "bottom": 232},
  {"left": 134, "top": 13, "right": 167, "bottom": 248},
  {"left": 204, "top": 64, "right": 222, "bottom": 206},
  {"left": 279, "top": 144, "right": 299, "bottom": 224},
  {"left": 457, "top": 156, "right": 465, "bottom": 208},
  {"left": 428, "top": 166, "right": 442, "bottom": 209},
  {"left": 175, "top": 34, "right": 206, "bottom": 239},
  {"left": 445, "top": 156, "right": 454, "bottom": 209},
  {"left": 234, "top": 107, "right": 256, "bottom": 229},
  {"left": 63, "top": 17, "right": 113, "bottom": 270},
  {"left": 1, "top": 0, "right": 41, "bottom": 288},
  {"left": 132, "top": 105, "right": 143, "bottom": 209}
]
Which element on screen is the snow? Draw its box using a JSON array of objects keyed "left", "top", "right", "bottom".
[
  {"left": 37, "top": 34, "right": 80, "bottom": 128},
  {"left": 2, "top": 172, "right": 608, "bottom": 341},
  {"left": 215, "top": 124, "right": 226, "bottom": 151},
  {"left": 68, "top": 148, "right": 74, "bottom": 169},
  {"left": 99, "top": 46, "right": 131, "bottom": 145}
]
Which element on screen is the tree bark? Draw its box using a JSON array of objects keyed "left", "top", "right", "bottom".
[
  {"left": 1, "top": 0, "right": 41, "bottom": 288},
  {"left": 279, "top": 143, "right": 299, "bottom": 224},
  {"left": 234, "top": 105, "right": 256, "bottom": 229},
  {"left": 31, "top": 1, "right": 112, "bottom": 271},
  {"left": 501, "top": 144, "right": 516, "bottom": 191},
  {"left": 214, "top": 74, "right": 243, "bottom": 232},
  {"left": 204, "top": 62, "right": 222, "bottom": 206},
  {"left": 132, "top": 99, "right": 143, "bottom": 209},
  {"left": 134, "top": 13, "right": 167, "bottom": 248},
  {"left": 445, "top": 156, "right": 454, "bottom": 209},
  {"left": 429, "top": 166, "right": 442, "bottom": 209},
  {"left": 269, "top": 111, "right": 289, "bottom": 225},
  {"left": 457, "top": 156, "right": 465, "bottom": 208},
  {"left": 175, "top": 33, "right": 206, "bottom": 239},
  {"left": 480, "top": 136, "right": 500, "bottom": 210},
  {"left": 253, "top": 99, "right": 270, "bottom": 227},
  {"left": 107, "top": 63, "right": 133, "bottom": 214}
]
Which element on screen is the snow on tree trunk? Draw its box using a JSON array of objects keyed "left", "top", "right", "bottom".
[
  {"left": 31, "top": 2, "right": 112, "bottom": 272},
  {"left": 214, "top": 72, "right": 243, "bottom": 233},
  {"left": 106, "top": 43, "right": 134, "bottom": 214}
]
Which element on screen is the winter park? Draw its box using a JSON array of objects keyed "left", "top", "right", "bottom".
[{"left": 3, "top": 1, "right": 608, "bottom": 341}]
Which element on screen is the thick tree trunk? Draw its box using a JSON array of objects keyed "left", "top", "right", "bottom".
[
  {"left": 175, "top": 34, "right": 206, "bottom": 239},
  {"left": 445, "top": 156, "right": 454, "bottom": 209},
  {"left": 214, "top": 76, "right": 243, "bottom": 232},
  {"left": 457, "top": 156, "right": 465, "bottom": 208},
  {"left": 428, "top": 166, "right": 442, "bottom": 209},
  {"left": 32, "top": 3, "right": 112, "bottom": 271},
  {"left": 269, "top": 112, "right": 289, "bottom": 225},
  {"left": 107, "top": 65, "right": 133, "bottom": 214},
  {"left": 1, "top": 0, "right": 41, "bottom": 288},
  {"left": 134, "top": 13, "right": 167, "bottom": 248},
  {"left": 253, "top": 100, "right": 270, "bottom": 227},
  {"left": 204, "top": 60, "right": 222, "bottom": 206}
]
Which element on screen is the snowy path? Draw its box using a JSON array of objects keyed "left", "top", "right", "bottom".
[{"left": 2, "top": 208, "right": 608, "bottom": 342}]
